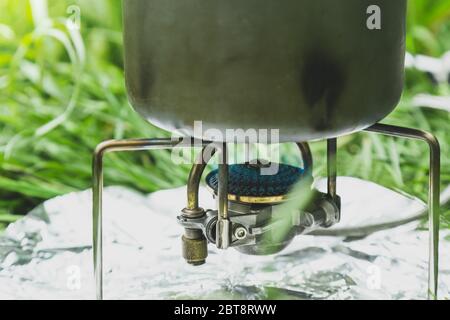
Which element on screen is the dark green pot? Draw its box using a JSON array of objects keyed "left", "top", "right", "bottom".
[{"left": 123, "top": 0, "right": 407, "bottom": 142}]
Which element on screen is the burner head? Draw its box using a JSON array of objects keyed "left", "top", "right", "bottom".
[{"left": 206, "top": 162, "right": 309, "bottom": 204}]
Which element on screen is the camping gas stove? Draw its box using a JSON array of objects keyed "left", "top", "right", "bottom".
[
  {"left": 92, "top": 128, "right": 440, "bottom": 300},
  {"left": 177, "top": 144, "right": 340, "bottom": 265},
  {"left": 92, "top": 0, "right": 441, "bottom": 300}
]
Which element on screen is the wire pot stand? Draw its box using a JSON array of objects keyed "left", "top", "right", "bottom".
[{"left": 92, "top": 123, "right": 441, "bottom": 300}]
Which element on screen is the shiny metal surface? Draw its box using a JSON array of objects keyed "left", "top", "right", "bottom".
[
  {"left": 327, "top": 139, "right": 337, "bottom": 199},
  {"left": 3, "top": 181, "right": 449, "bottom": 299},
  {"left": 216, "top": 143, "right": 230, "bottom": 249},
  {"left": 365, "top": 123, "right": 441, "bottom": 299},
  {"left": 123, "top": 0, "right": 407, "bottom": 142},
  {"left": 185, "top": 145, "right": 217, "bottom": 213},
  {"left": 298, "top": 142, "right": 313, "bottom": 174}
]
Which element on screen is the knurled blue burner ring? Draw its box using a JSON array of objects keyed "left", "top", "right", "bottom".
[{"left": 206, "top": 163, "right": 306, "bottom": 201}]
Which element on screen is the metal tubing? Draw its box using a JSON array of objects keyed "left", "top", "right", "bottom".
[
  {"left": 297, "top": 142, "right": 313, "bottom": 173},
  {"left": 186, "top": 146, "right": 217, "bottom": 212},
  {"left": 365, "top": 123, "right": 441, "bottom": 300},
  {"left": 93, "top": 138, "right": 207, "bottom": 300},
  {"left": 218, "top": 143, "right": 229, "bottom": 220},
  {"left": 216, "top": 143, "right": 230, "bottom": 249},
  {"left": 327, "top": 138, "right": 337, "bottom": 198}
]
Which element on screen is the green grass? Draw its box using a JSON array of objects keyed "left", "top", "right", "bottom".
[{"left": 0, "top": 0, "right": 449, "bottom": 230}]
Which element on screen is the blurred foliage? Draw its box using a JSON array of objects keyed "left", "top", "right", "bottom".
[
  {"left": 0, "top": 0, "right": 449, "bottom": 232},
  {"left": 0, "top": 0, "right": 191, "bottom": 230},
  {"left": 407, "top": 0, "right": 450, "bottom": 55}
]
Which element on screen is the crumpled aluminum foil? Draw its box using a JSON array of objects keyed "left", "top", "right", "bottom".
[{"left": 0, "top": 177, "right": 449, "bottom": 300}]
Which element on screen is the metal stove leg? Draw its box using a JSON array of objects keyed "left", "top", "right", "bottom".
[
  {"left": 327, "top": 138, "right": 338, "bottom": 199},
  {"left": 92, "top": 137, "right": 202, "bottom": 300},
  {"left": 216, "top": 143, "right": 230, "bottom": 249},
  {"left": 365, "top": 123, "right": 441, "bottom": 300}
]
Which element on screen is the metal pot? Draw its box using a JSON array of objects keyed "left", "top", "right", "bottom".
[{"left": 123, "top": 0, "right": 407, "bottom": 142}]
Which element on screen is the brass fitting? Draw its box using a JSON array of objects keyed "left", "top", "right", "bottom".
[{"left": 182, "top": 229, "right": 208, "bottom": 266}]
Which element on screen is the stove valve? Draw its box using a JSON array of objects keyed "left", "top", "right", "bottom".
[{"left": 177, "top": 193, "right": 341, "bottom": 262}]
